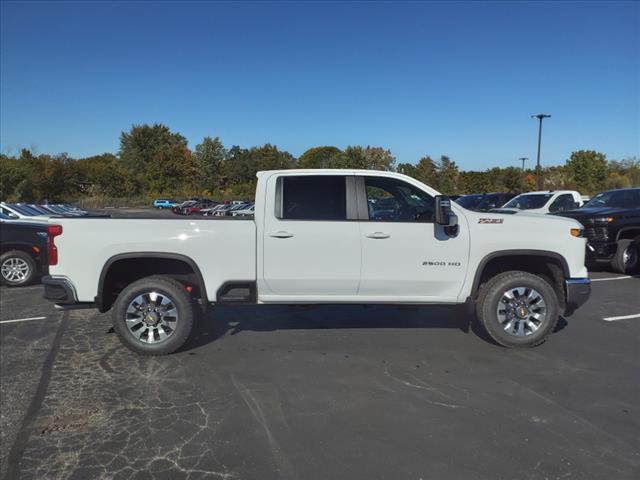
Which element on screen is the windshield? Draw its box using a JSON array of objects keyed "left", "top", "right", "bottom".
[
  {"left": 504, "top": 194, "right": 553, "bottom": 210},
  {"left": 583, "top": 189, "right": 640, "bottom": 209},
  {"left": 456, "top": 195, "right": 484, "bottom": 209}
]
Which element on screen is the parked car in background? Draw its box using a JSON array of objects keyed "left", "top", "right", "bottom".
[
  {"left": 1, "top": 203, "right": 52, "bottom": 222},
  {"left": 171, "top": 200, "right": 194, "bottom": 214},
  {"left": 200, "top": 204, "right": 225, "bottom": 216},
  {"left": 183, "top": 200, "right": 216, "bottom": 215},
  {"left": 232, "top": 204, "right": 255, "bottom": 217},
  {"left": 211, "top": 203, "right": 236, "bottom": 216},
  {"left": 1, "top": 202, "right": 94, "bottom": 220},
  {"left": 558, "top": 187, "right": 640, "bottom": 274},
  {"left": 226, "top": 203, "right": 251, "bottom": 216},
  {"left": 0, "top": 213, "right": 49, "bottom": 286},
  {"left": 153, "top": 199, "right": 176, "bottom": 209},
  {"left": 493, "top": 190, "right": 583, "bottom": 215},
  {"left": 455, "top": 192, "right": 518, "bottom": 212}
]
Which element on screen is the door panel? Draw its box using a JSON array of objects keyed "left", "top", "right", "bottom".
[
  {"left": 358, "top": 176, "right": 470, "bottom": 300},
  {"left": 262, "top": 174, "right": 361, "bottom": 296}
]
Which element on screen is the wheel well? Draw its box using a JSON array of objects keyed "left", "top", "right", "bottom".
[
  {"left": 98, "top": 256, "right": 206, "bottom": 312},
  {"left": 473, "top": 254, "right": 566, "bottom": 310},
  {"left": 0, "top": 244, "right": 38, "bottom": 258},
  {"left": 617, "top": 228, "right": 640, "bottom": 242}
]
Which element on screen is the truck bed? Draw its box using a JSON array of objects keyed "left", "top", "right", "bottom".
[{"left": 49, "top": 217, "right": 257, "bottom": 302}]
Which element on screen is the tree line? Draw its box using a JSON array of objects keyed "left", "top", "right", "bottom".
[{"left": 1, "top": 123, "right": 638, "bottom": 205}]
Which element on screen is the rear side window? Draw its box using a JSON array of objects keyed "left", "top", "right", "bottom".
[{"left": 281, "top": 176, "right": 347, "bottom": 220}]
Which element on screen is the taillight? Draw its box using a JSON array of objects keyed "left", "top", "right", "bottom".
[{"left": 47, "top": 224, "right": 63, "bottom": 265}]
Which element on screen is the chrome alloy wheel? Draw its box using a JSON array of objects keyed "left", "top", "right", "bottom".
[
  {"left": 496, "top": 287, "right": 547, "bottom": 337},
  {"left": 1, "top": 257, "right": 30, "bottom": 283},
  {"left": 125, "top": 292, "right": 178, "bottom": 344},
  {"left": 623, "top": 244, "right": 638, "bottom": 269}
]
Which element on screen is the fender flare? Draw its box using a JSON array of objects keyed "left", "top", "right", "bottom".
[
  {"left": 470, "top": 249, "right": 570, "bottom": 298},
  {"left": 96, "top": 252, "right": 208, "bottom": 312}
]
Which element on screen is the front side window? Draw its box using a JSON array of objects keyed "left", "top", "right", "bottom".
[
  {"left": 549, "top": 194, "right": 575, "bottom": 212},
  {"left": 281, "top": 175, "right": 347, "bottom": 220},
  {"left": 364, "top": 177, "right": 434, "bottom": 222}
]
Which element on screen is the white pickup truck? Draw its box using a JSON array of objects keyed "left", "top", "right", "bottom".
[
  {"left": 493, "top": 190, "right": 584, "bottom": 215},
  {"left": 42, "top": 170, "right": 591, "bottom": 355}
]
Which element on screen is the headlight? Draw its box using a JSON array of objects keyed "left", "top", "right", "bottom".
[{"left": 594, "top": 216, "right": 614, "bottom": 223}]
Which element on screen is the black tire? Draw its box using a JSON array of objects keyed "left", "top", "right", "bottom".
[
  {"left": 112, "top": 275, "right": 194, "bottom": 355},
  {"left": 0, "top": 250, "right": 37, "bottom": 287},
  {"left": 611, "top": 239, "right": 639, "bottom": 274},
  {"left": 476, "top": 271, "right": 560, "bottom": 348}
]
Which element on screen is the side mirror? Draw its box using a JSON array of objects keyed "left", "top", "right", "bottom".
[{"left": 435, "top": 195, "right": 459, "bottom": 228}]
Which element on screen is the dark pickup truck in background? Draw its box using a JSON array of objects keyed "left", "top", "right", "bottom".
[
  {"left": 559, "top": 187, "right": 640, "bottom": 274},
  {"left": 454, "top": 192, "right": 518, "bottom": 212},
  {"left": 0, "top": 213, "right": 49, "bottom": 286}
]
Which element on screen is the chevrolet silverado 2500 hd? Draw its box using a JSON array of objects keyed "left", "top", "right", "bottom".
[{"left": 42, "top": 170, "right": 591, "bottom": 354}]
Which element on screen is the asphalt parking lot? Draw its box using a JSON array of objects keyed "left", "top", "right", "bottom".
[{"left": 1, "top": 265, "right": 639, "bottom": 479}]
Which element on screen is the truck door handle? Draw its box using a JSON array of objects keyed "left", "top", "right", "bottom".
[
  {"left": 365, "top": 232, "right": 391, "bottom": 239},
  {"left": 269, "top": 231, "right": 294, "bottom": 238}
]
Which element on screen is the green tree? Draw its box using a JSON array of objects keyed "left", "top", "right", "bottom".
[
  {"left": 362, "top": 146, "right": 396, "bottom": 171},
  {"left": 222, "top": 144, "right": 296, "bottom": 194},
  {"left": 342, "top": 145, "right": 395, "bottom": 170},
  {"left": 412, "top": 155, "right": 438, "bottom": 186},
  {"left": 76, "top": 154, "right": 136, "bottom": 197},
  {"left": 434, "top": 155, "right": 459, "bottom": 194},
  {"left": 501, "top": 166, "right": 524, "bottom": 192},
  {"left": 119, "top": 123, "right": 188, "bottom": 190},
  {"left": 194, "top": 136, "right": 227, "bottom": 192},
  {"left": 566, "top": 150, "right": 608, "bottom": 195},
  {"left": 298, "top": 146, "right": 344, "bottom": 168},
  {"left": 147, "top": 144, "right": 197, "bottom": 193},
  {"left": 0, "top": 155, "right": 24, "bottom": 200}
]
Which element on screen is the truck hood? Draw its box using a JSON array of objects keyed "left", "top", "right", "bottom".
[
  {"left": 459, "top": 206, "right": 581, "bottom": 228},
  {"left": 557, "top": 206, "right": 640, "bottom": 220},
  {"left": 490, "top": 207, "right": 548, "bottom": 215}
]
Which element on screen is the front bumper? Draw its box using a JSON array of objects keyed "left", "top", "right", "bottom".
[{"left": 565, "top": 278, "right": 591, "bottom": 312}]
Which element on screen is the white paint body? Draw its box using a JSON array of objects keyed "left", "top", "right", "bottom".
[{"left": 49, "top": 170, "right": 588, "bottom": 305}]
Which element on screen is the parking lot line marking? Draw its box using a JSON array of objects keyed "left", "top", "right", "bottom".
[
  {"left": 591, "top": 275, "right": 638, "bottom": 282},
  {"left": 0, "top": 316, "right": 47, "bottom": 325},
  {"left": 603, "top": 313, "right": 640, "bottom": 322}
]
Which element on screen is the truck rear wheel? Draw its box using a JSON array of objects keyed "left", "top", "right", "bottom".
[
  {"left": 476, "top": 271, "right": 559, "bottom": 348},
  {"left": 611, "top": 239, "right": 639, "bottom": 274},
  {"left": 112, "top": 275, "right": 194, "bottom": 355},
  {"left": 0, "top": 250, "right": 36, "bottom": 287}
]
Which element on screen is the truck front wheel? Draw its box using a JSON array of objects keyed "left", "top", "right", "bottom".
[
  {"left": 476, "top": 271, "right": 560, "bottom": 348},
  {"left": 112, "top": 275, "right": 194, "bottom": 355},
  {"left": 611, "top": 239, "right": 639, "bottom": 274}
]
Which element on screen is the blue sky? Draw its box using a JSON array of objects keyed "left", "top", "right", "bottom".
[{"left": 1, "top": 1, "right": 638, "bottom": 170}]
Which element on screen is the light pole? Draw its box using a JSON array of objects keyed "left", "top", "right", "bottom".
[
  {"left": 531, "top": 114, "right": 551, "bottom": 190},
  {"left": 519, "top": 157, "right": 528, "bottom": 191},
  {"left": 519, "top": 157, "right": 528, "bottom": 172}
]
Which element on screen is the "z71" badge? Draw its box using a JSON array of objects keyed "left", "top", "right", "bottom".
[{"left": 478, "top": 218, "right": 504, "bottom": 224}]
